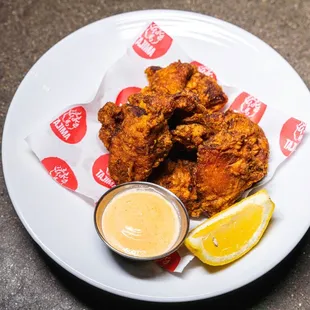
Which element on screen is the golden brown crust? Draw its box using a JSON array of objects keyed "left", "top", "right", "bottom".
[
  {"left": 185, "top": 71, "right": 228, "bottom": 112},
  {"left": 107, "top": 104, "right": 173, "bottom": 184},
  {"left": 168, "top": 110, "right": 269, "bottom": 217},
  {"left": 97, "top": 61, "right": 269, "bottom": 218},
  {"left": 98, "top": 102, "right": 124, "bottom": 151},
  {"left": 144, "top": 61, "right": 194, "bottom": 95},
  {"left": 194, "top": 112, "right": 269, "bottom": 217},
  {"left": 172, "top": 124, "right": 208, "bottom": 150},
  {"left": 150, "top": 159, "right": 198, "bottom": 207},
  {"left": 128, "top": 92, "right": 175, "bottom": 118}
]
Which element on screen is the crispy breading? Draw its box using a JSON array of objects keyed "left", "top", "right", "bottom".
[
  {"left": 98, "top": 102, "right": 124, "bottom": 151},
  {"left": 99, "top": 103, "right": 172, "bottom": 184},
  {"left": 128, "top": 90, "right": 200, "bottom": 123},
  {"left": 128, "top": 92, "right": 175, "bottom": 118},
  {"left": 174, "top": 110, "right": 264, "bottom": 149},
  {"left": 185, "top": 71, "right": 228, "bottom": 112},
  {"left": 143, "top": 61, "right": 194, "bottom": 94},
  {"left": 194, "top": 112, "right": 269, "bottom": 217},
  {"left": 142, "top": 62, "right": 227, "bottom": 115},
  {"left": 172, "top": 112, "right": 227, "bottom": 150},
  {"left": 98, "top": 61, "right": 269, "bottom": 219},
  {"left": 169, "top": 110, "right": 269, "bottom": 217},
  {"left": 172, "top": 124, "right": 208, "bottom": 150},
  {"left": 150, "top": 159, "right": 198, "bottom": 207}
]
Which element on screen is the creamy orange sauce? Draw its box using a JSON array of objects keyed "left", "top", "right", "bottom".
[{"left": 102, "top": 189, "right": 180, "bottom": 258}]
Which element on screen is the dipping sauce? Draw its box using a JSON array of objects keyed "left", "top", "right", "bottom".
[{"left": 102, "top": 189, "right": 180, "bottom": 258}]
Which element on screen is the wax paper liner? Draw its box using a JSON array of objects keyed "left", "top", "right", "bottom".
[{"left": 26, "top": 22, "right": 307, "bottom": 273}]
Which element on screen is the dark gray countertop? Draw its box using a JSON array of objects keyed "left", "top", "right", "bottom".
[{"left": 1, "top": 0, "right": 310, "bottom": 309}]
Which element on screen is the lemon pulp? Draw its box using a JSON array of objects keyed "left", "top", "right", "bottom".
[{"left": 185, "top": 189, "right": 275, "bottom": 266}]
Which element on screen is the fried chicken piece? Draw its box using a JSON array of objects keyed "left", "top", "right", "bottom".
[
  {"left": 98, "top": 103, "right": 173, "bottom": 184},
  {"left": 143, "top": 61, "right": 227, "bottom": 114},
  {"left": 150, "top": 159, "right": 198, "bottom": 208},
  {"left": 141, "top": 61, "right": 228, "bottom": 126},
  {"left": 175, "top": 109, "right": 264, "bottom": 151},
  {"left": 172, "top": 124, "right": 208, "bottom": 150},
  {"left": 169, "top": 110, "right": 269, "bottom": 217},
  {"left": 144, "top": 65, "right": 161, "bottom": 79},
  {"left": 182, "top": 110, "right": 225, "bottom": 129},
  {"left": 172, "top": 112, "right": 228, "bottom": 150},
  {"left": 128, "top": 90, "right": 200, "bottom": 127},
  {"left": 172, "top": 91, "right": 200, "bottom": 113},
  {"left": 185, "top": 71, "right": 228, "bottom": 112},
  {"left": 194, "top": 113, "right": 269, "bottom": 217},
  {"left": 143, "top": 61, "right": 194, "bottom": 95},
  {"left": 128, "top": 92, "right": 175, "bottom": 118},
  {"left": 98, "top": 102, "right": 124, "bottom": 151}
]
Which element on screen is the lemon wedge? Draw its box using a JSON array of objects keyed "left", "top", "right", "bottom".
[{"left": 184, "top": 189, "right": 275, "bottom": 266}]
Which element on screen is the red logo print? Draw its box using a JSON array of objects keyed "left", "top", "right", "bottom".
[
  {"left": 230, "top": 92, "right": 267, "bottom": 124},
  {"left": 115, "top": 87, "right": 141, "bottom": 106},
  {"left": 190, "top": 61, "right": 217, "bottom": 80},
  {"left": 156, "top": 251, "right": 181, "bottom": 272},
  {"left": 92, "top": 154, "right": 115, "bottom": 188},
  {"left": 132, "top": 22, "right": 173, "bottom": 59},
  {"left": 41, "top": 157, "right": 78, "bottom": 190},
  {"left": 50, "top": 106, "right": 87, "bottom": 144},
  {"left": 280, "top": 118, "right": 306, "bottom": 157}
]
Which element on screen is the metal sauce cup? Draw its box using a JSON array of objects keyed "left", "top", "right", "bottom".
[{"left": 94, "top": 181, "right": 189, "bottom": 261}]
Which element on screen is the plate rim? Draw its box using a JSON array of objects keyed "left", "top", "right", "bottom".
[{"left": 2, "top": 9, "right": 310, "bottom": 303}]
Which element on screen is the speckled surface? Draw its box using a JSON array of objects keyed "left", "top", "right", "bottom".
[{"left": 1, "top": 0, "right": 310, "bottom": 309}]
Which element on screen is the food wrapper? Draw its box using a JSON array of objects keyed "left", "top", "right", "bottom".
[{"left": 26, "top": 22, "right": 307, "bottom": 273}]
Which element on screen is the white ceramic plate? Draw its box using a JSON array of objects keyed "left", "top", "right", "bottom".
[{"left": 2, "top": 10, "right": 310, "bottom": 302}]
